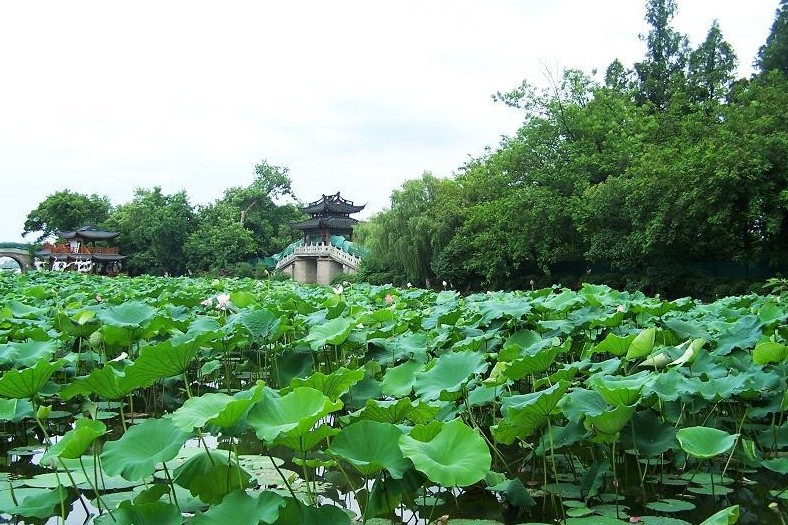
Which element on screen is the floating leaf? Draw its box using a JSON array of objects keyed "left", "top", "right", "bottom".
[
  {"left": 1, "top": 484, "right": 69, "bottom": 519},
  {"left": 646, "top": 498, "right": 697, "bottom": 512}
]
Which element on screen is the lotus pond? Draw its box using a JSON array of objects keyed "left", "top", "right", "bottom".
[{"left": 0, "top": 271, "right": 786, "bottom": 525}]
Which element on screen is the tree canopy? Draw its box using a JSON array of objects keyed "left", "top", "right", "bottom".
[
  {"left": 22, "top": 190, "right": 112, "bottom": 242},
  {"left": 359, "top": 0, "right": 788, "bottom": 297}
]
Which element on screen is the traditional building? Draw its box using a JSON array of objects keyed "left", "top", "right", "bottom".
[
  {"left": 275, "top": 193, "right": 366, "bottom": 284},
  {"left": 35, "top": 226, "right": 126, "bottom": 275}
]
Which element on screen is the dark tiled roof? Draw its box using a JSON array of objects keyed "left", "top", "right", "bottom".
[
  {"left": 57, "top": 226, "right": 119, "bottom": 241},
  {"left": 301, "top": 192, "right": 365, "bottom": 215},
  {"left": 290, "top": 216, "right": 359, "bottom": 231}
]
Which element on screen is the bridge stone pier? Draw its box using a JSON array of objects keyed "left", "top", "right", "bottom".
[
  {"left": 0, "top": 248, "right": 32, "bottom": 272},
  {"left": 276, "top": 245, "right": 361, "bottom": 285}
]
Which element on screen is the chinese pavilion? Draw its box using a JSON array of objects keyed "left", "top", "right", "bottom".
[
  {"left": 35, "top": 226, "right": 126, "bottom": 275},
  {"left": 290, "top": 192, "right": 365, "bottom": 246},
  {"left": 275, "top": 193, "right": 366, "bottom": 284}
]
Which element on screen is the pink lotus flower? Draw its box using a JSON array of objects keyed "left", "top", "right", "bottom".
[{"left": 385, "top": 294, "right": 393, "bottom": 304}]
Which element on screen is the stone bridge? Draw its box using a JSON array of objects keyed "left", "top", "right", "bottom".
[
  {"left": 0, "top": 248, "right": 32, "bottom": 272},
  {"left": 276, "top": 244, "right": 361, "bottom": 285}
]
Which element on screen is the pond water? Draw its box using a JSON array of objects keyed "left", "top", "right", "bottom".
[{"left": 2, "top": 423, "right": 784, "bottom": 525}]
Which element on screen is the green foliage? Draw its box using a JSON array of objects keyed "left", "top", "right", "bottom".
[
  {"left": 104, "top": 187, "right": 196, "bottom": 276},
  {"left": 756, "top": 1, "right": 788, "bottom": 75},
  {"left": 22, "top": 189, "right": 111, "bottom": 242},
  {"left": 357, "top": 2, "right": 787, "bottom": 296}
]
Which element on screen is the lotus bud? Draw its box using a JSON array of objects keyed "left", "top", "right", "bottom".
[{"left": 37, "top": 405, "right": 52, "bottom": 421}]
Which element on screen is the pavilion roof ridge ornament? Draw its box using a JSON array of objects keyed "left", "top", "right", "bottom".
[{"left": 300, "top": 191, "right": 366, "bottom": 216}]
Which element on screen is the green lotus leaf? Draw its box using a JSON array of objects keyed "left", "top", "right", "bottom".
[
  {"left": 625, "top": 327, "right": 656, "bottom": 359},
  {"left": 0, "top": 359, "right": 63, "bottom": 399},
  {"left": 100, "top": 499, "right": 184, "bottom": 525},
  {"left": 101, "top": 418, "right": 191, "bottom": 480},
  {"left": 752, "top": 341, "right": 788, "bottom": 365},
  {"left": 97, "top": 301, "right": 158, "bottom": 328},
  {"left": 586, "top": 404, "right": 635, "bottom": 436},
  {"left": 1, "top": 484, "right": 69, "bottom": 519},
  {"left": 271, "top": 496, "right": 351, "bottom": 525},
  {"left": 329, "top": 420, "right": 410, "bottom": 478},
  {"left": 676, "top": 426, "right": 738, "bottom": 459},
  {"left": 492, "top": 381, "right": 568, "bottom": 444},
  {"left": 399, "top": 418, "right": 491, "bottom": 487},
  {"left": 699, "top": 505, "right": 740, "bottom": 525},
  {"left": 499, "top": 330, "right": 563, "bottom": 378},
  {"left": 288, "top": 367, "right": 364, "bottom": 401},
  {"left": 380, "top": 360, "right": 423, "bottom": 397},
  {"left": 40, "top": 419, "right": 106, "bottom": 464},
  {"left": 173, "top": 451, "right": 251, "bottom": 504},
  {"left": 0, "top": 398, "right": 33, "bottom": 422},
  {"left": 413, "top": 350, "right": 488, "bottom": 401},
  {"left": 367, "top": 332, "right": 430, "bottom": 366},
  {"left": 763, "top": 457, "right": 788, "bottom": 475},
  {"left": 232, "top": 308, "right": 282, "bottom": 341},
  {"left": 349, "top": 398, "right": 440, "bottom": 426},
  {"left": 274, "top": 422, "right": 339, "bottom": 453},
  {"left": 623, "top": 410, "right": 677, "bottom": 457},
  {"left": 669, "top": 338, "right": 705, "bottom": 367},
  {"left": 192, "top": 490, "right": 285, "bottom": 525},
  {"left": 588, "top": 370, "right": 651, "bottom": 406},
  {"left": 60, "top": 365, "right": 150, "bottom": 401},
  {"left": 566, "top": 517, "right": 632, "bottom": 525},
  {"left": 646, "top": 498, "right": 697, "bottom": 513},
  {"left": 247, "top": 387, "right": 342, "bottom": 443},
  {"left": 171, "top": 382, "right": 266, "bottom": 431},
  {"left": 0, "top": 340, "right": 59, "bottom": 368},
  {"left": 125, "top": 338, "right": 200, "bottom": 382},
  {"left": 589, "top": 332, "right": 637, "bottom": 357},
  {"left": 304, "top": 317, "right": 353, "bottom": 350}
]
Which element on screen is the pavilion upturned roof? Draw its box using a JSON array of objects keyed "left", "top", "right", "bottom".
[
  {"left": 289, "top": 216, "right": 359, "bottom": 231},
  {"left": 301, "top": 192, "right": 365, "bottom": 216},
  {"left": 57, "top": 226, "right": 119, "bottom": 241}
]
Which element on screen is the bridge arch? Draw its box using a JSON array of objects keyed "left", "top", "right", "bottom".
[{"left": 0, "top": 249, "right": 33, "bottom": 272}]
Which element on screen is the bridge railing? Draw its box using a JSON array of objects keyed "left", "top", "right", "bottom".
[{"left": 274, "top": 244, "right": 362, "bottom": 271}]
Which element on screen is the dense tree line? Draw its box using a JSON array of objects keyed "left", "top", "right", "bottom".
[
  {"left": 358, "top": 0, "right": 788, "bottom": 298},
  {"left": 22, "top": 161, "right": 303, "bottom": 276}
]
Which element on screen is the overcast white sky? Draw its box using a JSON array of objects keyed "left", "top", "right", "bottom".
[{"left": 0, "top": 1, "right": 779, "bottom": 244}]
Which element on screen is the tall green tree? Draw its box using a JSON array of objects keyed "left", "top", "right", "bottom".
[
  {"left": 22, "top": 190, "right": 112, "bottom": 242},
  {"left": 756, "top": 0, "right": 788, "bottom": 76},
  {"left": 104, "top": 187, "right": 195, "bottom": 275},
  {"left": 687, "top": 21, "right": 736, "bottom": 105},
  {"left": 220, "top": 160, "right": 301, "bottom": 256},
  {"left": 633, "top": 0, "right": 689, "bottom": 110}
]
